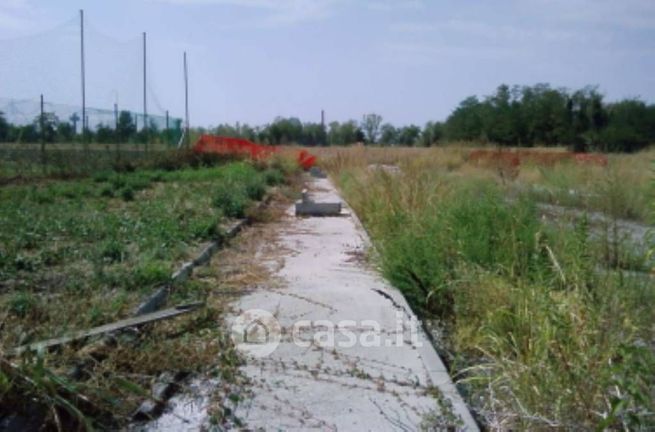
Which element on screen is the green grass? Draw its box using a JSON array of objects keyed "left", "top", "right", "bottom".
[
  {"left": 337, "top": 164, "right": 655, "bottom": 430},
  {"left": 0, "top": 161, "right": 280, "bottom": 346},
  {"left": 0, "top": 157, "right": 292, "bottom": 429}
]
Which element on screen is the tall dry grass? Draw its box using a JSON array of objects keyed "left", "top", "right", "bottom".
[{"left": 319, "top": 145, "right": 655, "bottom": 430}]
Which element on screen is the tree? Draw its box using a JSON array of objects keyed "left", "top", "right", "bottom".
[
  {"left": 267, "top": 117, "right": 303, "bottom": 144},
  {"left": 445, "top": 96, "right": 484, "bottom": 141},
  {"left": 96, "top": 124, "right": 115, "bottom": 143},
  {"left": 328, "top": 120, "right": 360, "bottom": 145},
  {"left": 302, "top": 123, "right": 327, "bottom": 146},
  {"left": 379, "top": 123, "right": 397, "bottom": 146},
  {"left": 598, "top": 100, "right": 651, "bottom": 152},
  {"left": 0, "top": 111, "right": 8, "bottom": 142},
  {"left": 421, "top": 121, "right": 444, "bottom": 147},
  {"left": 57, "top": 122, "right": 75, "bottom": 142},
  {"left": 17, "top": 124, "right": 39, "bottom": 143},
  {"left": 33, "top": 112, "right": 59, "bottom": 143},
  {"left": 116, "top": 111, "right": 136, "bottom": 142},
  {"left": 397, "top": 125, "right": 421, "bottom": 146},
  {"left": 361, "top": 113, "right": 382, "bottom": 144}
]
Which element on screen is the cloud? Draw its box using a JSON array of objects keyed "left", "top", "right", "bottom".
[
  {"left": 382, "top": 41, "right": 518, "bottom": 64},
  {"left": 518, "top": 0, "right": 655, "bottom": 30},
  {"left": 145, "top": 0, "right": 340, "bottom": 26},
  {"left": 0, "top": 0, "right": 35, "bottom": 33},
  {"left": 367, "top": 0, "right": 424, "bottom": 13}
]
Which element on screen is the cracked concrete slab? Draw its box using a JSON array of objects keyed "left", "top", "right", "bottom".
[{"left": 228, "top": 176, "right": 478, "bottom": 431}]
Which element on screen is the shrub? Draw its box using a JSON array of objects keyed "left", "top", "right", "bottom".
[
  {"left": 244, "top": 176, "right": 266, "bottom": 200},
  {"left": 131, "top": 260, "right": 169, "bottom": 289},
  {"left": 263, "top": 168, "right": 285, "bottom": 186},
  {"left": 99, "top": 185, "right": 114, "bottom": 198},
  {"left": 7, "top": 292, "right": 36, "bottom": 318},
  {"left": 213, "top": 183, "right": 248, "bottom": 218},
  {"left": 92, "top": 171, "right": 113, "bottom": 183},
  {"left": 101, "top": 240, "right": 126, "bottom": 263},
  {"left": 120, "top": 187, "right": 135, "bottom": 201}
]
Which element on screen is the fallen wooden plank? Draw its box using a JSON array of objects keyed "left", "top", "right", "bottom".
[{"left": 12, "top": 302, "right": 204, "bottom": 356}]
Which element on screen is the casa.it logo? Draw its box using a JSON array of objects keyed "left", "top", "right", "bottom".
[{"left": 231, "top": 309, "right": 282, "bottom": 358}]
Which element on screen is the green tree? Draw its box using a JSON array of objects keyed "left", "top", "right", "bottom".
[
  {"left": 361, "top": 113, "right": 383, "bottom": 144},
  {"left": 379, "top": 123, "right": 397, "bottom": 146},
  {"left": 33, "top": 112, "right": 59, "bottom": 143},
  {"left": 445, "top": 96, "right": 484, "bottom": 141},
  {"left": 267, "top": 117, "right": 303, "bottom": 144},
  {"left": 57, "top": 122, "right": 75, "bottom": 142},
  {"left": 0, "top": 111, "right": 8, "bottom": 142},
  {"left": 96, "top": 124, "right": 115, "bottom": 143},
  {"left": 397, "top": 125, "right": 421, "bottom": 146},
  {"left": 328, "top": 120, "right": 360, "bottom": 145},
  {"left": 420, "top": 121, "right": 444, "bottom": 146},
  {"left": 302, "top": 123, "right": 327, "bottom": 146},
  {"left": 598, "top": 100, "right": 652, "bottom": 152},
  {"left": 116, "top": 111, "right": 136, "bottom": 142},
  {"left": 17, "top": 124, "right": 39, "bottom": 143}
]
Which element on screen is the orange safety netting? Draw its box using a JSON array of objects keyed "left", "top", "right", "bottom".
[{"left": 193, "top": 135, "right": 317, "bottom": 170}]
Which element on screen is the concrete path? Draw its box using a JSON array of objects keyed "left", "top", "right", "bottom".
[{"left": 228, "top": 176, "right": 478, "bottom": 431}]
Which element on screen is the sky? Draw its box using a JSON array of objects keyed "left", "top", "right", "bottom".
[{"left": 1, "top": 0, "right": 654, "bottom": 127}]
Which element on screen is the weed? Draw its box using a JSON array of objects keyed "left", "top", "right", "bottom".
[
  {"left": 326, "top": 146, "right": 655, "bottom": 430},
  {"left": 100, "top": 240, "right": 126, "bottom": 263},
  {"left": 131, "top": 260, "right": 170, "bottom": 289},
  {"left": 214, "top": 183, "right": 248, "bottom": 218},
  {"left": 7, "top": 292, "right": 37, "bottom": 318},
  {"left": 120, "top": 187, "right": 135, "bottom": 201},
  {"left": 263, "top": 168, "right": 285, "bottom": 185},
  {"left": 99, "top": 185, "right": 114, "bottom": 198}
]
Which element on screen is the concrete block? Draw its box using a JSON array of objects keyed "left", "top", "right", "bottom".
[
  {"left": 192, "top": 241, "right": 219, "bottom": 267},
  {"left": 171, "top": 262, "right": 194, "bottom": 284},
  {"left": 309, "top": 166, "right": 327, "bottom": 178},
  {"left": 134, "top": 285, "right": 169, "bottom": 316},
  {"left": 295, "top": 200, "right": 342, "bottom": 217}
]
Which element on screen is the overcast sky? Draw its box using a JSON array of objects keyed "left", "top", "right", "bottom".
[{"left": 1, "top": 0, "right": 654, "bottom": 127}]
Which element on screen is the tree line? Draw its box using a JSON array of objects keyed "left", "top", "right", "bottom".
[
  {"left": 0, "top": 110, "right": 182, "bottom": 145},
  {"left": 201, "top": 84, "right": 655, "bottom": 153},
  {"left": 3, "top": 84, "right": 654, "bottom": 152},
  {"left": 443, "top": 84, "right": 655, "bottom": 152}
]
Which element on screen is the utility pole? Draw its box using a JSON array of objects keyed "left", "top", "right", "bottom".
[
  {"left": 114, "top": 103, "right": 120, "bottom": 160},
  {"left": 143, "top": 32, "right": 148, "bottom": 153},
  {"left": 165, "top": 110, "right": 169, "bottom": 145},
  {"left": 40, "top": 94, "right": 45, "bottom": 170},
  {"left": 80, "top": 9, "right": 86, "bottom": 150},
  {"left": 183, "top": 51, "right": 190, "bottom": 148}
]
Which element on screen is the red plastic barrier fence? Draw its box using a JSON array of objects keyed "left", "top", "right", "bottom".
[
  {"left": 192, "top": 135, "right": 317, "bottom": 170},
  {"left": 193, "top": 135, "right": 276, "bottom": 160},
  {"left": 297, "top": 150, "right": 317, "bottom": 171}
]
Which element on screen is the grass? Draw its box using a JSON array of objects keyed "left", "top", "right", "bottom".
[
  {"left": 321, "top": 145, "right": 655, "bottom": 430},
  {"left": 0, "top": 154, "right": 298, "bottom": 430}
]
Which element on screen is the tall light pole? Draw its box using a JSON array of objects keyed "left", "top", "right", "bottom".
[
  {"left": 80, "top": 9, "right": 86, "bottom": 149},
  {"left": 184, "top": 51, "right": 190, "bottom": 147},
  {"left": 143, "top": 31, "right": 148, "bottom": 153}
]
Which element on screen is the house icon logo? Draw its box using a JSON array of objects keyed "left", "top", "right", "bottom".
[{"left": 231, "top": 309, "right": 281, "bottom": 358}]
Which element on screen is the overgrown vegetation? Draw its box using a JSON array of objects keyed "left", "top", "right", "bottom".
[
  {"left": 322, "top": 146, "right": 655, "bottom": 430},
  {"left": 0, "top": 154, "right": 296, "bottom": 430}
]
